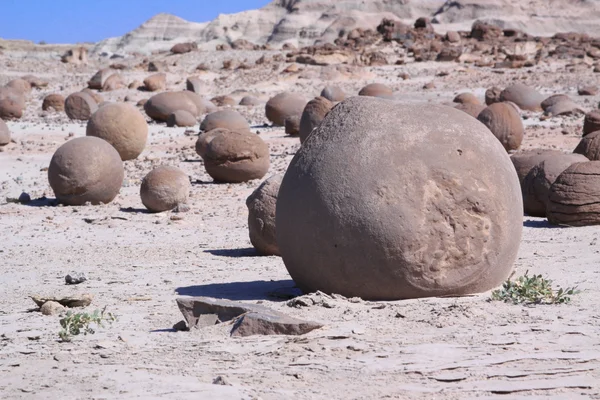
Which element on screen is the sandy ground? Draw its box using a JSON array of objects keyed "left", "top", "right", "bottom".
[{"left": 0, "top": 47, "right": 599, "bottom": 399}]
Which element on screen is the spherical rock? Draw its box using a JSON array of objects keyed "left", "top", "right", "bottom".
[
  {"left": 320, "top": 86, "right": 346, "bottom": 102},
  {"left": 143, "top": 73, "right": 166, "bottom": 92},
  {"left": 299, "top": 96, "right": 333, "bottom": 143},
  {"left": 144, "top": 92, "right": 199, "bottom": 122},
  {"left": 167, "top": 110, "right": 197, "bottom": 127},
  {"left": 203, "top": 131, "right": 270, "bottom": 183},
  {"left": 477, "top": 103, "right": 524, "bottom": 151},
  {"left": 510, "top": 149, "right": 562, "bottom": 185},
  {"left": 88, "top": 68, "right": 113, "bottom": 90},
  {"left": 454, "top": 102, "right": 486, "bottom": 118},
  {"left": 284, "top": 115, "right": 301, "bottom": 135},
  {"left": 446, "top": 31, "right": 461, "bottom": 43},
  {"left": 200, "top": 109, "right": 250, "bottom": 133},
  {"left": 42, "top": 94, "right": 65, "bottom": 112},
  {"left": 140, "top": 166, "right": 190, "bottom": 213},
  {"left": 522, "top": 153, "right": 588, "bottom": 217},
  {"left": 239, "top": 96, "right": 261, "bottom": 106},
  {"left": 246, "top": 174, "right": 283, "bottom": 256},
  {"left": 574, "top": 130, "right": 600, "bottom": 160},
  {"left": 86, "top": 102, "right": 148, "bottom": 161},
  {"left": 5, "top": 78, "right": 32, "bottom": 96},
  {"left": 453, "top": 93, "right": 480, "bottom": 105},
  {"left": 578, "top": 86, "right": 598, "bottom": 96},
  {"left": 485, "top": 87, "right": 502, "bottom": 105},
  {"left": 65, "top": 92, "right": 98, "bottom": 121},
  {"left": 547, "top": 161, "right": 600, "bottom": 226},
  {"left": 541, "top": 94, "right": 583, "bottom": 116},
  {"left": 211, "top": 95, "right": 236, "bottom": 107},
  {"left": 0, "top": 118, "right": 10, "bottom": 146},
  {"left": 265, "top": 92, "right": 307, "bottom": 126},
  {"left": 48, "top": 136, "right": 124, "bottom": 206},
  {"left": 276, "top": 97, "right": 523, "bottom": 300},
  {"left": 499, "top": 83, "right": 544, "bottom": 112},
  {"left": 583, "top": 111, "right": 600, "bottom": 136},
  {"left": 21, "top": 75, "right": 48, "bottom": 88},
  {"left": 358, "top": 83, "right": 393, "bottom": 98},
  {"left": 40, "top": 301, "right": 65, "bottom": 316},
  {"left": 102, "top": 74, "right": 125, "bottom": 92},
  {"left": 0, "top": 87, "right": 25, "bottom": 119}
]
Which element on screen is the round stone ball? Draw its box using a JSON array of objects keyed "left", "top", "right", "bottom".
[
  {"left": 299, "top": 96, "right": 333, "bottom": 143},
  {"left": 358, "top": 83, "right": 393, "bottom": 98},
  {"left": 265, "top": 92, "right": 307, "bottom": 126},
  {"left": 547, "top": 161, "right": 600, "bottom": 226},
  {"left": 195, "top": 128, "right": 227, "bottom": 158},
  {"left": 510, "top": 149, "right": 562, "bottom": 186},
  {"left": 477, "top": 103, "right": 524, "bottom": 151},
  {"left": 320, "top": 86, "right": 346, "bottom": 102},
  {"left": 583, "top": 111, "right": 600, "bottom": 136},
  {"left": 284, "top": 115, "right": 301, "bottom": 135},
  {"left": 499, "top": 83, "right": 544, "bottom": 112},
  {"left": 81, "top": 88, "right": 104, "bottom": 105},
  {"left": 65, "top": 92, "right": 98, "bottom": 121},
  {"left": 276, "top": 97, "right": 523, "bottom": 300},
  {"left": 541, "top": 94, "right": 583, "bottom": 116},
  {"left": 246, "top": 174, "right": 283, "bottom": 256},
  {"left": 522, "top": 153, "right": 589, "bottom": 217},
  {"left": 42, "top": 94, "right": 65, "bottom": 112},
  {"left": 203, "top": 131, "right": 270, "bottom": 183},
  {"left": 453, "top": 93, "right": 480, "bottom": 105},
  {"left": 167, "top": 110, "right": 196, "bottom": 127},
  {"left": 239, "top": 96, "right": 261, "bottom": 106},
  {"left": 0, "top": 118, "right": 10, "bottom": 146},
  {"left": 454, "top": 102, "right": 485, "bottom": 119},
  {"left": 5, "top": 79, "right": 32, "bottom": 96},
  {"left": 575, "top": 130, "right": 600, "bottom": 160},
  {"left": 140, "top": 166, "right": 190, "bottom": 213},
  {"left": 144, "top": 92, "right": 199, "bottom": 122},
  {"left": 86, "top": 102, "right": 148, "bottom": 161},
  {"left": 200, "top": 109, "right": 250, "bottom": 132},
  {"left": 48, "top": 136, "right": 124, "bottom": 206},
  {"left": 485, "top": 87, "right": 502, "bottom": 105},
  {"left": 0, "top": 87, "right": 26, "bottom": 120}
]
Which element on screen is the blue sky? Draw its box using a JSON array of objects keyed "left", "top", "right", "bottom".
[{"left": 0, "top": 0, "right": 272, "bottom": 44}]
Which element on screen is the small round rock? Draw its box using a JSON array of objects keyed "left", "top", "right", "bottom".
[
  {"left": 320, "top": 86, "right": 346, "bottom": 102},
  {"left": 48, "top": 136, "right": 124, "bottom": 206},
  {"left": 485, "top": 87, "right": 502, "bottom": 105},
  {"left": 239, "top": 96, "right": 262, "bottom": 106},
  {"left": 453, "top": 93, "right": 480, "bottom": 105},
  {"left": 203, "top": 131, "right": 270, "bottom": 183},
  {"left": 65, "top": 92, "right": 98, "bottom": 121},
  {"left": 477, "top": 103, "right": 524, "bottom": 151},
  {"left": 140, "top": 166, "right": 190, "bottom": 213},
  {"left": 358, "top": 83, "right": 393, "bottom": 98},
  {"left": 499, "top": 83, "right": 544, "bottom": 112},
  {"left": 196, "top": 128, "right": 227, "bottom": 158},
  {"left": 246, "top": 174, "right": 283, "bottom": 256},
  {"left": 42, "top": 94, "right": 65, "bottom": 112},
  {"left": 200, "top": 109, "right": 250, "bottom": 132},
  {"left": 265, "top": 92, "right": 307, "bottom": 126},
  {"left": 86, "top": 102, "right": 148, "bottom": 161},
  {"left": 284, "top": 115, "right": 301, "bottom": 135},
  {"left": 167, "top": 110, "right": 197, "bottom": 127},
  {"left": 299, "top": 96, "right": 333, "bottom": 143}
]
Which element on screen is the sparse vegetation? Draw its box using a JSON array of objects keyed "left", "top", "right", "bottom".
[
  {"left": 59, "top": 307, "right": 116, "bottom": 342},
  {"left": 491, "top": 271, "right": 578, "bottom": 305}
]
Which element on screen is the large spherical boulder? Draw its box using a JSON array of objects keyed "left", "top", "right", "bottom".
[
  {"left": 276, "top": 97, "right": 523, "bottom": 300},
  {"left": 265, "top": 92, "right": 307, "bottom": 126},
  {"left": 144, "top": 92, "right": 199, "bottom": 122},
  {"left": 575, "top": 130, "right": 600, "bottom": 160},
  {"left": 299, "top": 96, "right": 333, "bottom": 143},
  {"left": 48, "top": 137, "right": 124, "bottom": 206},
  {"left": 358, "top": 83, "right": 393, "bottom": 98},
  {"left": 246, "top": 174, "right": 283, "bottom": 256},
  {"left": 477, "top": 103, "right": 524, "bottom": 151},
  {"left": 499, "top": 83, "right": 544, "bottom": 111},
  {"left": 510, "top": 149, "right": 562, "bottom": 185},
  {"left": 42, "top": 94, "right": 65, "bottom": 112},
  {"left": 522, "top": 153, "right": 589, "bottom": 217},
  {"left": 86, "top": 103, "right": 148, "bottom": 161},
  {"left": 143, "top": 73, "right": 166, "bottom": 92},
  {"left": 65, "top": 92, "right": 98, "bottom": 121},
  {"left": 140, "top": 166, "right": 190, "bottom": 213},
  {"left": 454, "top": 102, "right": 486, "bottom": 118},
  {"left": 0, "top": 87, "right": 26, "bottom": 119},
  {"left": 0, "top": 118, "right": 10, "bottom": 146},
  {"left": 200, "top": 109, "right": 250, "bottom": 132},
  {"left": 320, "top": 86, "right": 346, "bottom": 102},
  {"left": 583, "top": 111, "right": 600, "bottom": 136},
  {"left": 547, "top": 161, "right": 600, "bottom": 226},
  {"left": 541, "top": 94, "right": 583, "bottom": 116},
  {"left": 195, "top": 128, "right": 227, "bottom": 158},
  {"left": 203, "top": 131, "right": 269, "bottom": 183}
]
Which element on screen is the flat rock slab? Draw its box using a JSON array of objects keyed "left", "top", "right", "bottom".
[
  {"left": 31, "top": 294, "right": 93, "bottom": 308},
  {"left": 176, "top": 296, "right": 323, "bottom": 337}
]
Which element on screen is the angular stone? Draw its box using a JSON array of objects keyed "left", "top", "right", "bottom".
[
  {"left": 40, "top": 301, "right": 65, "bottom": 316},
  {"left": 231, "top": 312, "right": 323, "bottom": 337},
  {"left": 31, "top": 294, "right": 93, "bottom": 308}
]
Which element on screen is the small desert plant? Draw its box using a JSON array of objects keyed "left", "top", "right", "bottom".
[
  {"left": 491, "top": 271, "right": 578, "bottom": 305},
  {"left": 59, "top": 307, "right": 117, "bottom": 342}
]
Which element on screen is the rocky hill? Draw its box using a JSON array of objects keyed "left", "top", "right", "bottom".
[{"left": 92, "top": 0, "right": 600, "bottom": 55}]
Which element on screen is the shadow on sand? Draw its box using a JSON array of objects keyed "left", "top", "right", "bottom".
[
  {"left": 175, "top": 279, "right": 300, "bottom": 301},
  {"left": 523, "top": 219, "right": 565, "bottom": 229},
  {"left": 204, "top": 248, "right": 261, "bottom": 258}
]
